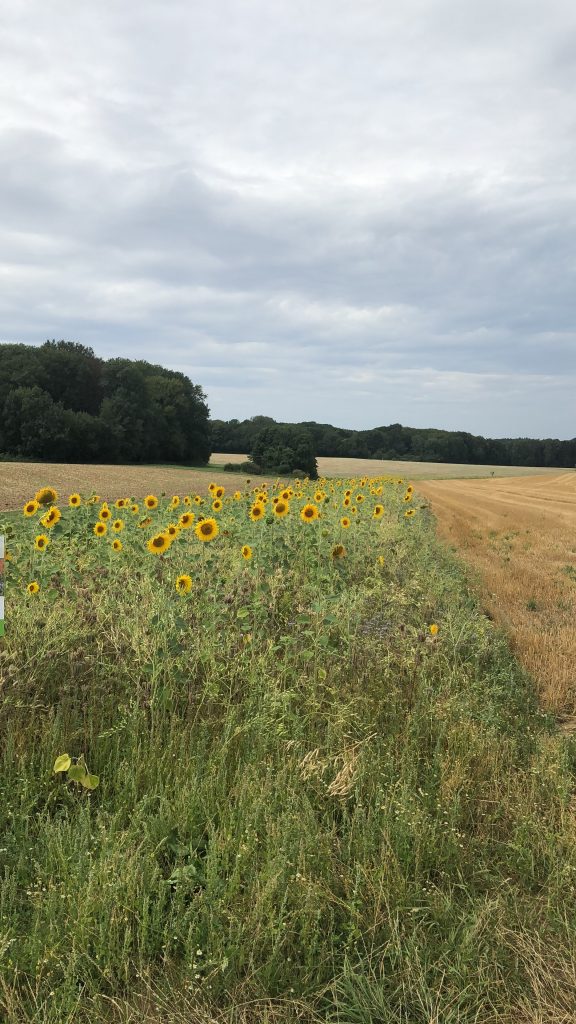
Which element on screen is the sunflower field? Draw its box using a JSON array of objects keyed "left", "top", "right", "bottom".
[{"left": 2, "top": 474, "right": 576, "bottom": 1023}]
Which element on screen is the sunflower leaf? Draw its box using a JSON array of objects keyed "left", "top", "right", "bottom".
[
  {"left": 67, "top": 764, "right": 85, "bottom": 783},
  {"left": 79, "top": 773, "right": 100, "bottom": 790},
  {"left": 53, "top": 754, "right": 71, "bottom": 773}
]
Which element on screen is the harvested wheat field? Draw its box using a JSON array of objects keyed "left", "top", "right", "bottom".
[
  {"left": 212, "top": 452, "right": 557, "bottom": 480},
  {"left": 419, "top": 472, "right": 576, "bottom": 713},
  {"left": 0, "top": 461, "right": 275, "bottom": 512}
]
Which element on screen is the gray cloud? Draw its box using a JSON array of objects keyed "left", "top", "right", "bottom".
[{"left": 1, "top": 0, "right": 575, "bottom": 438}]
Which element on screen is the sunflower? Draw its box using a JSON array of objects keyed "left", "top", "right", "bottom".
[
  {"left": 404, "top": 509, "right": 416, "bottom": 518},
  {"left": 138, "top": 516, "right": 153, "bottom": 529},
  {"left": 208, "top": 482, "right": 217, "bottom": 493},
  {"left": 195, "top": 518, "right": 219, "bottom": 542},
  {"left": 35, "top": 533, "right": 49, "bottom": 551},
  {"left": 99, "top": 506, "right": 112, "bottom": 522},
  {"left": 233, "top": 491, "right": 242, "bottom": 500},
  {"left": 344, "top": 489, "right": 352, "bottom": 498},
  {"left": 166, "top": 523, "right": 180, "bottom": 539},
  {"left": 377, "top": 555, "right": 385, "bottom": 566},
  {"left": 26, "top": 581, "right": 40, "bottom": 595},
  {"left": 170, "top": 495, "right": 180, "bottom": 508},
  {"left": 332, "top": 543, "right": 346, "bottom": 559},
  {"left": 356, "top": 494, "right": 365, "bottom": 503},
  {"left": 214, "top": 486, "right": 225, "bottom": 499},
  {"left": 249, "top": 503, "right": 265, "bottom": 522},
  {"left": 112, "top": 539, "right": 123, "bottom": 552},
  {"left": 183, "top": 495, "right": 192, "bottom": 505},
  {"left": 144, "top": 495, "right": 158, "bottom": 510},
  {"left": 88, "top": 494, "right": 100, "bottom": 504},
  {"left": 274, "top": 500, "right": 289, "bottom": 518},
  {"left": 429, "top": 623, "right": 439, "bottom": 635},
  {"left": 147, "top": 532, "right": 170, "bottom": 554},
  {"left": 194, "top": 495, "right": 203, "bottom": 505},
  {"left": 341, "top": 516, "right": 351, "bottom": 529},
  {"left": 212, "top": 498, "right": 223, "bottom": 512},
  {"left": 23, "top": 499, "right": 39, "bottom": 517},
  {"left": 314, "top": 490, "right": 325, "bottom": 503},
  {"left": 40, "top": 506, "right": 61, "bottom": 528},
  {"left": 241, "top": 544, "right": 252, "bottom": 560},
  {"left": 300, "top": 503, "right": 319, "bottom": 523},
  {"left": 114, "top": 497, "right": 128, "bottom": 509},
  {"left": 94, "top": 522, "right": 107, "bottom": 536},
  {"left": 175, "top": 574, "right": 193, "bottom": 594},
  {"left": 373, "top": 505, "right": 385, "bottom": 519},
  {"left": 69, "top": 493, "right": 82, "bottom": 508},
  {"left": 179, "top": 512, "right": 194, "bottom": 529},
  {"left": 112, "top": 519, "right": 124, "bottom": 533},
  {"left": 403, "top": 492, "right": 413, "bottom": 503},
  {"left": 343, "top": 497, "right": 351, "bottom": 507},
  {"left": 281, "top": 489, "right": 292, "bottom": 501},
  {"left": 131, "top": 504, "right": 139, "bottom": 514},
  {"left": 35, "top": 487, "right": 57, "bottom": 506}
]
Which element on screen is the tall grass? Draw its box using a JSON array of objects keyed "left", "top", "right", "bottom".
[{"left": 1, "top": 478, "right": 576, "bottom": 1022}]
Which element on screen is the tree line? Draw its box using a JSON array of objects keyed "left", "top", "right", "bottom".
[
  {"left": 212, "top": 416, "right": 576, "bottom": 468},
  {"left": 0, "top": 341, "right": 211, "bottom": 464}
]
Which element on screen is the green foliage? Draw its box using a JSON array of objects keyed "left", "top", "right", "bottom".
[
  {"left": 251, "top": 425, "right": 318, "bottom": 478},
  {"left": 2, "top": 488, "right": 576, "bottom": 1021},
  {"left": 212, "top": 414, "right": 576, "bottom": 468},
  {"left": 0, "top": 341, "right": 211, "bottom": 466}
]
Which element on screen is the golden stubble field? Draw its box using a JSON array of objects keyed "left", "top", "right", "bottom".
[{"left": 418, "top": 472, "right": 576, "bottom": 714}]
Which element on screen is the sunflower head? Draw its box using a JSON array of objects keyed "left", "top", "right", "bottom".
[
  {"left": 212, "top": 498, "right": 223, "bottom": 512},
  {"left": 175, "top": 574, "right": 193, "bottom": 594},
  {"left": 274, "top": 500, "right": 289, "bottom": 518},
  {"left": 241, "top": 544, "right": 252, "bottom": 560},
  {"left": 300, "top": 503, "right": 319, "bottom": 523},
  {"left": 215, "top": 486, "right": 225, "bottom": 499},
  {"left": 41, "top": 506, "right": 61, "bottom": 528},
  {"left": 94, "top": 522, "right": 107, "bottom": 536},
  {"left": 23, "top": 499, "right": 40, "bottom": 517},
  {"left": 429, "top": 623, "right": 439, "bottom": 635},
  {"left": 99, "top": 507, "right": 112, "bottom": 522},
  {"left": 195, "top": 518, "right": 219, "bottom": 542},
  {"left": 111, "top": 519, "right": 124, "bottom": 533},
  {"left": 35, "top": 487, "right": 57, "bottom": 506},
  {"left": 249, "top": 503, "right": 265, "bottom": 522},
  {"left": 131, "top": 504, "right": 139, "bottom": 514},
  {"left": 179, "top": 512, "right": 194, "bottom": 529},
  {"left": 112, "top": 539, "right": 123, "bottom": 552},
  {"left": 26, "top": 581, "right": 40, "bottom": 595},
  {"left": 404, "top": 509, "right": 416, "bottom": 518},
  {"left": 69, "top": 493, "right": 82, "bottom": 507},
  {"left": 341, "top": 516, "right": 351, "bottom": 529},
  {"left": 373, "top": 505, "right": 385, "bottom": 519},
  {"left": 35, "top": 533, "right": 49, "bottom": 551},
  {"left": 170, "top": 495, "right": 180, "bottom": 508},
  {"left": 144, "top": 495, "right": 159, "bottom": 510},
  {"left": 166, "top": 524, "right": 180, "bottom": 538},
  {"left": 147, "top": 532, "right": 170, "bottom": 554},
  {"left": 332, "top": 543, "right": 346, "bottom": 559}
]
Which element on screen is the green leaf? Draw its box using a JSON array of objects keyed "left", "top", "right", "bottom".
[
  {"left": 67, "top": 764, "right": 85, "bottom": 782},
  {"left": 79, "top": 773, "right": 100, "bottom": 790},
  {"left": 236, "top": 607, "right": 250, "bottom": 620},
  {"left": 53, "top": 754, "right": 71, "bottom": 773},
  {"left": 301, "top": 650, "right": 314, "bottom": 662}
]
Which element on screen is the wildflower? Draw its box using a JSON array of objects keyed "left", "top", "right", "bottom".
[
  {"left": 241, "top": 545, "right": 252, "bottom": 560},
  {"left": 94, "top": 522, "right": 107, "bottom": 537},
  {"left": 377, "top": 555, "right": 385, "bottom": 566},
  {"left": 175, "top": 574, "right": 193, "bottom": 594},
  {"left": 373, "top": 504, "right": 385, "bottom": 519},
  {"left": 212, "top": 498, "right": 223, "bottom": 512},
  {"left": 300, "top": 503, "right": 319, "bottom": 523},
  {"left": 35, "top": 487, "right": 57, "bottom": 506},
  {"left": 147, "top": 533, "right": 170, "bottom": 554},
  {"left": 41, "top": 506, "right": 61, "bottom": 529},
  {"left": 332, "top": 543, "right": 346, "bottom": 559},
  {"left": 112, "top": 539, "right": 123, "bottom": 552},
  {"left": 195, "top": 518, "right": 219, "bottom": 542},
  {"left": 112, "top": 519, "right": 124, "bottom": 533},
  {"left": 35, "top": 534, "right": 49, "bottom": 551},
  {"left": 69, "top": 493, "right": 82, "bottom": 508},
  {"left": 144, "top": 495, "right": 158, "bottom": 510},
  {"left": 99, "top": 506, "right": 112, "bottom": 522},
  {"left": 23, "top": 499, "right": 40, "bottom": 517},
  {"left": 341, "top": 516, "right": 351, "bottom": 529},
  {"left": 26, "top": 581, "right": 40, "bottom": 595},
  {"left": 429, "top": 623, "right": 439, "bottom": 636},
  {"left": 274, "top": 500, "right": 289, "bottom": 518},
  {"left": 179, "top": 512, "right": 194, "bottom": 529}
]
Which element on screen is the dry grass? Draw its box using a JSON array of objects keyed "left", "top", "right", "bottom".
[
  {"left": 418, "top": 472, "right": 576, "bottom": 712},
  {"left": 0, "top": 462, "right": 274, "bottom": 512},
  {"left": 211, "top": 452, "right": 557, "bottom": 481}
]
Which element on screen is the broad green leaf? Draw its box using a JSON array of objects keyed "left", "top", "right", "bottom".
[
  {"left": 53, "top": 754, "right": 71, "bottom": 773},
  {"left": 236, "top": 607, "right": 250, "bottom": 619},
  {"left": 79, "top": 773, "right": 100, "bottom": 790},
  {"left": 68, "top": 764, "right": 85, "bottom": 782}
]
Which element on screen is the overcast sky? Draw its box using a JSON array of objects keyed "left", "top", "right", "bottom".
[{"left": 1, "top": 0, "right": 575, "bottom": 438}]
